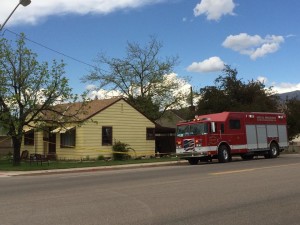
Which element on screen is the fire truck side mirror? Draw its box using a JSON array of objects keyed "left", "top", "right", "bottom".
[{"left": 211, "top": 122, "right": 216, "bottom": 133}]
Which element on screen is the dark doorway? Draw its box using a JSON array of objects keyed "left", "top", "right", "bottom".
[
  {"left": 155, "top": 126, "right": 176, "bottom": 156},
  {"left": 48, "top": 132, "right": 56, "bottom": 155}
]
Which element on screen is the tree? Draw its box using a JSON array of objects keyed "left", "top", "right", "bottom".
[
  {"left": 0, "top": 34, "right": 86, "bottom": 166},
  {"left": 196, "top": 65, "right": 280, "bottom": 114},
  {"left": 283, "top": 97, "right": 300, "bottom": 140},
  {"left": 82, "top": 37, "right": 189, "bottom": 120}
]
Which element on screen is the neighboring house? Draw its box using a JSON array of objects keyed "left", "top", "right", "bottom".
[
  {"left": 289, "top": 135, "right": 300, "bottom": 153},
  {"left": 291, "top": 136, "right": 300, "bottom": 144},
  {"left": 21, "top": 97, "right": 156, "bottom": 160},
  {"left": 0, "top": 126, "right": 12, "bottom": 155},
  {"left": 155, "top": 110, "right": 185, "bottom": 155}
]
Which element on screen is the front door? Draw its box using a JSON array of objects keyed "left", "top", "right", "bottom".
[{"left": 48, "top": 132, "right": 56, "bottom": 155}]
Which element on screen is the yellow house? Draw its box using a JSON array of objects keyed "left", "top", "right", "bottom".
[{"left": 21, "top": 97, "right": 155, "bottom": 160}]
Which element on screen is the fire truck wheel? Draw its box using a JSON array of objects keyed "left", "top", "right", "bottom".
[
  {"left": 267, "top": 142, "right": 279, "bottom": 158},
  {"left": 188, "top": 158, "right": 199, "bottom": 165},
  {"left": 218, "top": 145, "right": 230, "bottom": 163}
]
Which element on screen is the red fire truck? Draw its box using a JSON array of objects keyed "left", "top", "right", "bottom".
[{"left": 176, "top": 112, "right": 288, "bottom": 164}]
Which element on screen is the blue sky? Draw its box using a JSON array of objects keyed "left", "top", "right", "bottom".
[{"left": 1, "top": 0, "right": 300, "bottom": 97}]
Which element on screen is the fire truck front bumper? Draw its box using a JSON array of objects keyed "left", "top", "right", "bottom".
[
  {"left": 176, "top": 147, "right": 217, "bottom": 156},
  {"left": 176, "top": 151, "right": 217, "bottom": 159}
]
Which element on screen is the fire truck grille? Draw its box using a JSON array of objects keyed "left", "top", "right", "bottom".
[{"left": 183, "top": 139, "right": 195, "bottom": 152}]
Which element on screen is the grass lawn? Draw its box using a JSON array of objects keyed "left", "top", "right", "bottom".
[{"left": 0, "top": 157, "right": 179, "bottom": 171}]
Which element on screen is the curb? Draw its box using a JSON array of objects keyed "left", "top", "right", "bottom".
[{"left": 0, "top": 160, "right": 187, "bottom": 177}]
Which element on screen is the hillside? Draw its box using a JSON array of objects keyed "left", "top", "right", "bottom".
[{"left": 277, "top": 90, "right": 300, "bottom": 101}]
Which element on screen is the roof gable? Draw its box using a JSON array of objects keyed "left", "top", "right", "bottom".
[
  {"left": 62, "top": 97, "right": 123, "bottom": 121},
  {"left": 44, "top": 97, "right": 155, "bottom": 125}
]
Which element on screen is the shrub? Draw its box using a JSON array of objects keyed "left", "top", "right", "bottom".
[
  {"left": 97, "top": 155, "right": 105, "bottom": 161},
  {"left": 112, "top": 140, "right": 132, "bottom": 160}
]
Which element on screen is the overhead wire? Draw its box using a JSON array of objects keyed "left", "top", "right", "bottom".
[{"left": 2, "top": 28, "right": 109, "bottom": 73}]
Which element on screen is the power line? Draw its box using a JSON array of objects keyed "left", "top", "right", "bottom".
[{"left": 3, "top": 28, "right": 104, "bottom": 71}]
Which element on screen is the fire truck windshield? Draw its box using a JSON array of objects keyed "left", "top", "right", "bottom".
[{"left": 176, "top": 123, "right": 208, "bottom": 137}]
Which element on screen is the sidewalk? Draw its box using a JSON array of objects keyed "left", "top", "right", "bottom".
[{"left": 0, "top": 160, "right": 186, "bottom": 178}]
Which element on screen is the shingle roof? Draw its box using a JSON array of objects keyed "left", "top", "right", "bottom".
[
  {"left": 155, "top": 110, "right": 185, "bottom": 128},
  {"left": 42, "top": 97, "right": 123, "bottom": 122}
]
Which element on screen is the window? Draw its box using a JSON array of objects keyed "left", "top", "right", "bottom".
[
  {"left": 102, "top": 126, "right": 112, "bottom": 145},
  {"left": 229, "top": 119, "right": 241, "bottom": 130},
  {"left": 176, "top": 125, "right": 189, "bottom": 137},
  {"left": 190, "top": 124, "right": 208, "bottom": 135},
  {"left": 0, "top": 125, "right": 7, "bottom": 136},
  {"left": 146, "top": 128, "right": 155, "bottom": 140},
  {"left": 177, "top": 124, "right": 208, "bottom": 136},
  {"left": 220, "top": 123, "right": 225, "bottom": 133},
  {"left": 60, "top": 128, "right": 76, "bottom": 148},
  {"left": 24, "top": 130, "right": 34, "bottom": 145}
]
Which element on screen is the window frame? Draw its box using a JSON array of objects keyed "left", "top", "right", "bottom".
[
  {"left": 60, "top": 128, "right": 76, "bottom": 148},
  {"left": 229, "top": 119, "right": 241, "bottom": 130},
  {"left": 0, "top": 125, "right": 7, "bottom": 136},
  {"left": 146, "top": 128, "right": 155, "bottom": 140},
  {"left": 24, "top": 130, "right": 35, "bottom": 146},
  {"left": 102, "top": 126, "right": 113, "bottom": 146}
]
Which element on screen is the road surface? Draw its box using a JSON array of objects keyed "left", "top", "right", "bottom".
[{"left": 1, "top": 154, "right": 300, "bottom": 225}]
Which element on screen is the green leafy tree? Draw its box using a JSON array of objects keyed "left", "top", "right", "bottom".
[
  {"left": 82, "top": 37, "right": 189, "bottom": 120},
  {"left": 284, "top": 97, "right": 300, "bottom": 140},
  {"left": 196, "top": 65, "right": 280, "bottom": 114},
  {"left": 128, "top": 95, "right": 160, "bottom": 120},
  {"left": 0, "top": 34, "right": 86, "bottom": 166}
]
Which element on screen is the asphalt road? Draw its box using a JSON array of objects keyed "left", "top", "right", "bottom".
[{"left": 1, "top": 154, "right": 300, "bottom": 225}]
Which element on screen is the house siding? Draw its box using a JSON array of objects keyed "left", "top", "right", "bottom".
[
  {"left": 0, "top": 136, "right": 13, "bottom": 155},
  {"left": 21, "top": 130, "right": 44, "bottom": 155},
  {"left": 22, "top": 99, "right": 155, "bottom": 160}
]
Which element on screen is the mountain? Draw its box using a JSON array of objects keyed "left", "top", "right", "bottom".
[{"left": 277, "top": 90, "right": 300, "bottom": 101}]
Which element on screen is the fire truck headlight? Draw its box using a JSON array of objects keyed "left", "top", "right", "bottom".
[{"left": 195, "top": 139, "right": 202, "bottom": 147}]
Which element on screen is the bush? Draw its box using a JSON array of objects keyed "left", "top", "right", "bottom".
[
  {"left": 112, "top": 140, "right": 132, "bottom": 160},
  {"left": 97, "top": 155, "right": 105, "bottom": 161}
]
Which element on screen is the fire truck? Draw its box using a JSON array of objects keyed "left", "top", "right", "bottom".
[{"left": 176, "top": 112, "right": 289, "bottom": 165}]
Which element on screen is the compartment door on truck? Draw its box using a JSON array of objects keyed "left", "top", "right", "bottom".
[
  {"left": 246, "top": 125, "right": 268, "bottom": 150},
  {"left": 278, "top": 125, "right": 288, "bottom": 147},
  {"left": 257, "top": 125, "right": 268, "bottom": 149},
  {"left": 246, "top": 125, "right": 257, "bottom": 150}
]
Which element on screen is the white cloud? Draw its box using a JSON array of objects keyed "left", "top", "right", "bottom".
[
  {"left": 161, "top": 73, "right": 200, "bottom": 109},
  {"left": 87, "top": 88, "right": 122, "bottom": 99},
  {"left": 270, "top": 82, "right": 300, "bottom": 94},
  {"left": 85, "top": 73, "right": 197, "bottom": 108},
  {"left": 0, "top": 0, "right": 165, "bottom": 27},
  {"left": 286, "top": 34, "right": 296, "bottom": 38},
  {"left": 222, "top": 33, "right": 284, "bottom": 60},
  {"left": 85, "top": 84, "right": 97, "bottom": 91},
  {"left": 187, "top": 56, "right": 225, "bottom": 73},
  {"left": 163, "top": 73, "right": 190, "bottom": 96},
  {"left": 256, "top": 76, "right": 300, "bottom": 94},
  {"left": 193, "top": 0, "right": 236, "bottom": 21},
  {"left": 257, "top": 76, "right": 268, "bottom": 84}
]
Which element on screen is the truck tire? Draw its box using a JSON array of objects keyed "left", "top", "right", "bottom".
[
  {"left": 218, "top": 145, "right": 230, "bottom": 163},
  {"left": 266, "top": 142, "right": 279, "bottom": 159},
  {"left": 188, "top": 158, "right": 199, "bottom": 165}
]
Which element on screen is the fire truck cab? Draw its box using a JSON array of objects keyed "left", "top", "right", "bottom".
[{"left": 176, "top": 112, "right": 288, "bottom": 165}]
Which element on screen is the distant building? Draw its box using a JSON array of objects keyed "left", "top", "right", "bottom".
[
  {"left": 0, "top": 136, "right": 13, "bottom": 156},
  {"left": 289, "top": 135, "right": 300, "bottom": 153},
  {"left": 155, "top": 111, "right": 185, "bottom": 155}
]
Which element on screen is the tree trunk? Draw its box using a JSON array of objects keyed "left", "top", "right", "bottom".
[{"left": 12, "top": 136, "right": 22, "bottom": 166}]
